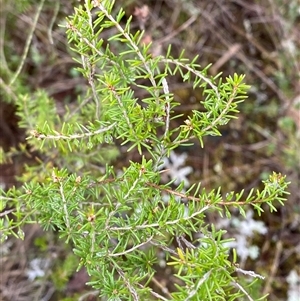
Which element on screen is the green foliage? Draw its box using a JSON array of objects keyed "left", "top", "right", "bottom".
[
  {"left": 52, "top": 253, "right": 79, "bottom": 291},
  {"left": 0, "top": 0, "right": 290, "bottom": 300}
]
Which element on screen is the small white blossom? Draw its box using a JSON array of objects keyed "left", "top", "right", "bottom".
[
  {"left": 26, "top": 258, "right": 50, "bottom": 281},
  {"left": 160, "top": 151, "right": 192, "bottom": 187},
  {"left": 233, "top": 210, "right": 268, "bottom": 237},
  {"left": 287, "top": 270, "right": 300, "bottom": 301},
  {"left": 217, "top": 209, "right": 268, "bottom": 261}
]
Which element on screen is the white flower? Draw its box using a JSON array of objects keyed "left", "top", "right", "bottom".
[
  {"left": 160, "top": 151, "right": 193, "bottom": 187},
  {"left": 232, "top": 210, "right": 268, "bottom": 237},
  {"left": 26, "top": 258, "right": 50, "bottom": 281},
  {"left": 287, "top": 270, "right": 300, "bottom": 301},
  {"left": 216, "top": 209, "right": 268, "bottom": 261}
]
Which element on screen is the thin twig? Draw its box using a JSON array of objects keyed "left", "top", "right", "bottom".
[
  {"left": 59, "top": 182, "right": 71, "bottom": 231},
  {"left": 78, "top": 290, "right": 100, "bottom": 301},
  {"left": 155, "top": 14, "right": 198, "bottom": 46},
  {"left": 162, "top": 58, "right": 221, "bottom": 102},
  {"left": 110, "top": 88, "right": 133, "bottom": 132},
  {"left": 171, "top": 84, "right": 238, "bottom": 145},
  {"left": 262, "top": 240, "right": 282, "bottom": 296},
  {"left": 96, "top": 2, "right": 159, "bottom": 94},
  {"left": 231, "top": 280, "right": 255, "bottom": 301},
  {"left": 0, "top": 208, "right": 15, "bottom": 217},
  {"left": 235, "top": 267, "right": 265, "bottom": 279},
  {"left": 149, "top": 240, "right": 178, "bottom": 256},
  {"left": 184, "top": 270, "right": 212, "bottom": 301},
  {"left": 10, "top": 0, "right": 45, "bottom": 86},
  {"left": 146, "top": 181, "right": 265, "bottom": 206},
  {"left": 115, "top": 265, "right": 140, "bottom": 301},
  {"left": 109, "top": 236, "right": 153, "bottom": 257},
  {"left": 0, "top": 11, "right": 10, "bottom": 73},
  {"left": 66, "top": 23, "right": 128, "bottom": 81},
  {"left": 150, "top": 277, "right": 172, "bottom": 299},
  {"left": 47, "top": 0, "right": 60, "bottom": 45},
  {"left": 85, "top": 1, "right": 101, "bottom": 119},
  {"left": 28, "top": 122, "right": 116, "bottom": 141},
  {"left": 162, "top": 78, "right": 171, "bottom": 141},
  {"left": 87, "top": 61, "right": 101, "bottom": 119},
  {"left": 107, "top": 205, "right": 210, "bottom": 232}
]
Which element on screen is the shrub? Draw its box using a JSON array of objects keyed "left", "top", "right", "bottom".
[{"left": 0, "top": 1, "right": 290, "bottom": 300}]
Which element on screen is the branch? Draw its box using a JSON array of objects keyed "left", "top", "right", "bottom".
[
  {"left": 231, "top": 280, "right": 254, "bottom": 301},
  {"left": 107, "top": 205, "right": 210, "bottom": 232},
  {"left": 59, "top": 182, "right": 71, "bottom": 231},
  {"left": 173, "top": 84, "right": 238, "bottom": 145},
  {"left": 28, "top": 122, "right": 116, "bottom": 141},
  {"left": 146, "top": 182, "right": 268, "bottom": 206},
  {"left": 115, "top": 265, "right": 140, "bottom": 301},
  {"left": 109, "top": 236, "right": 153, "bottom": 257},
  {"left": 184, "top": 270, "right": 212, "bottom": 301},
  {"left": 162, "top": 57, "right": 221, "bottom": 102},
  {"left": 95, "top": 1, "right": 159, "bottom": 94}
]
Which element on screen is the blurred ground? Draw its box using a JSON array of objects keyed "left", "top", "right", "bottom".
[{"left": 0, "top": 0, "right": 299, "bottom": 300}]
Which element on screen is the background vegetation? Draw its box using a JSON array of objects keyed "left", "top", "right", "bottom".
[{"left": 0, "top": 0, "right": 299, "bottom": 300}]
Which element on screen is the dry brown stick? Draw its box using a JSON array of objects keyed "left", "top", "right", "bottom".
[
  {"left": 210, "top": 44, "right": 242, "bottom": 75},
  {"left": 151, "top": 276, "right": 172, "bottom": 299},
  {"left": 154, "top": 14, "right": 198, "bottom": 46},
  {"left": 228, "top": 22, "right": 279, "bottom": 67},
  {"left": 199, "top": 10, "right": 286, "bottom": 103},
  {"left": 262, "top": 240, "right": 283, "bottom": 296}
]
